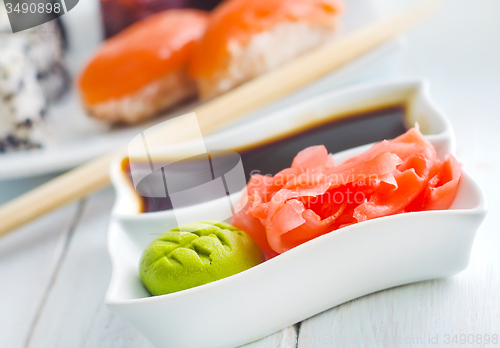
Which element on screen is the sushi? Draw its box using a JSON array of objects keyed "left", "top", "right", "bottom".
[
  {"left": 189, "top": 0, "right": 344, "bottom": 100},
  {"left": 100, "top": 0, "right": 223, "bottom": 37},
  {"left": 78, "top": 9, "right": 209, "bottom": 124},
  {"left": 0, "top": 8, "right": 68, "bottom": 152}
]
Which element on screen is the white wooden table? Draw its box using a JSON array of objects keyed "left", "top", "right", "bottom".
[{"left": 1, "top": 0, "right": 499, "bottom": 347}]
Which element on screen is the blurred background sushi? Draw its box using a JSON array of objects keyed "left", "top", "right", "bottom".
[
  {"left": 189, "top": 0, "right": 344, "bottom": 99},
  {"left": 0, "top": 0, "right": 347, "bottom": 155},
  {"left": 0, "top": 3, "right": 68, "bottom": 152},
  {"left": 79, "top": 0, "right": 345, "bottom": 124},
  {"left": 100, "top": 0, "right": 223, "bottom": 37},
  {"left": 78, "top": 9, "right": 209, "bottom": 124}
]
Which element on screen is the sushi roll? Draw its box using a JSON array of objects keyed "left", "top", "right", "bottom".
[
  {"left": 0, "top": 8, "right": 68, "bottom": 152},
  {"left": 78, "top": 9, "right": 209, "bottom": 124},
  {"left": 189, "top": 0, "right": 344, "bottom": 100}
]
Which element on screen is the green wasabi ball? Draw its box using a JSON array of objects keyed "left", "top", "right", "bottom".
[{"left": 139, "top": 221, "right": 265, "bottom": 296}]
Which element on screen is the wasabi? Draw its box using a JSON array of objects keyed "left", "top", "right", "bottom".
[{"left": 139, "top": 221, "right": 264, "bottom": 295}]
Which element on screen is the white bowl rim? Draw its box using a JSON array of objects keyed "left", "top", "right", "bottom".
[
  {"left": 105, "top": 77, "right": 485, "bottom": 307},
  {"left": 106, "top": 165, "right": 487, "bottom": 307},
  {"left": 109, "top": 77, "right": 456, "bottom": 221},
  {"left": 105, "top": 168, "right": 487, "bottom": 307}
]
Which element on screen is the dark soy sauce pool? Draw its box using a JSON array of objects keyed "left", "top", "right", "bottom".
[{"left": 125, "top": 105, "right": 408, "bottom": 213}]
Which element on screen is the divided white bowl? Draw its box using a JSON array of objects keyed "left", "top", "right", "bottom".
[{"left": 105, "top": 79, "right": 487, "bottom": 348}]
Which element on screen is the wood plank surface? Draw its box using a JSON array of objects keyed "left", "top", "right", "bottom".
[{"left": 0, "top": 174, "right": 81, "bottom": 348}]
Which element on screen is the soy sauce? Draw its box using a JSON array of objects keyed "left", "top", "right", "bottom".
[{"left": 125, "top": 105, "right": 408, "bottom": 213}]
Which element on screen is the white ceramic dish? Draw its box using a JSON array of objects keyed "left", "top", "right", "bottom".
[
  {"left": 0, "top": 0, "right": 401, "bottom": 180},
  {"left": 105, "top": 79, "right": 487, "bottom": 348}
]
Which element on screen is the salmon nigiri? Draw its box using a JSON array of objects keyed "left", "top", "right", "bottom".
[
  {"left": 189, "top": 0, "right": 344, "bottom": 100},
  {"left": 79, "top": 10, "right": 209, "bottom": 124}
]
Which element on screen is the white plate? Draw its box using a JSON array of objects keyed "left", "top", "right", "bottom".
[
  {"left": 0, "top": 0, "right": 402, "bottom": 180},
  {"left": 105, "top": 79, "right": 487, "bottom": 348}
]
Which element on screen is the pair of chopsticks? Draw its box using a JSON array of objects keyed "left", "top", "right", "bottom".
[{"left": 0, "top": 0, "right": 440, "bottom": 237}]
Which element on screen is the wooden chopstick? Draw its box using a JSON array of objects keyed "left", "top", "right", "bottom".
[{"left": 0, "top": 0, "right": 440, "bottom": 237}]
